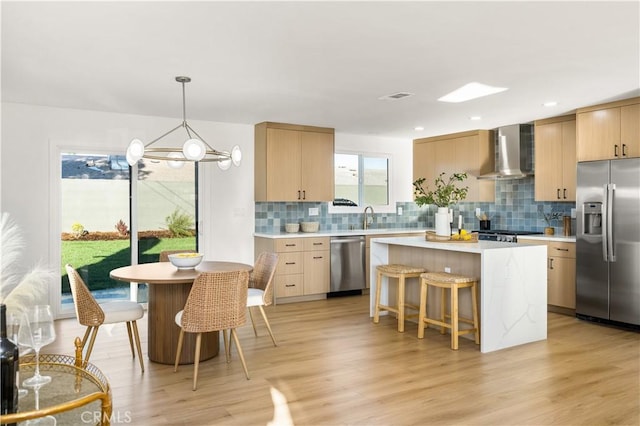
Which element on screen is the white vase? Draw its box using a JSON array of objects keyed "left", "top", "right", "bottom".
[{"left": 435, "top": 207, "right": 451, "bottom": 236}]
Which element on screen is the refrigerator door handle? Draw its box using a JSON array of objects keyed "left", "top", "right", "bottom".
[
  {"left": 602, "top": 184, "right": 609, "bottom": 262},
  {"left": 607, "top": 183, "right": 616, "bottom": 262}
]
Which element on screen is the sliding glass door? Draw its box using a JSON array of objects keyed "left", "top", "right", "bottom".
[
  {"left": 134, "top": 158, "right": 198, "bottom": 302},
  {"left": 60, "top": 153, "right": 132, "bottom": 307},
  {"left": 60, "top": 152, "right": 197, "bottom": 308}
]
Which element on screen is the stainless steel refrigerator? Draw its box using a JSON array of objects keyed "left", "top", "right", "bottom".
[{"left": 576, "top": 158, "right": 640, "bottom": 328}]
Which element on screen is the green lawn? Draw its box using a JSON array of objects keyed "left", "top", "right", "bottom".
[{"left": 61, "top": 237, "right": 196, "bottom": 293}]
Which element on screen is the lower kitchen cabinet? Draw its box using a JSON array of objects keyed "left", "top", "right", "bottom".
[
  {"left": 547, "top": 241, "right": 576, "bottom": 310},
  {"left": 255, "top": 236, "right": 330, "bottom": 303},
  {"left": 520, "top": 239, "right": 576, "bottom": 311}
]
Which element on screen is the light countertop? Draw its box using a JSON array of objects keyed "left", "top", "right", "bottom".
[
  {"left": 254, "top": 228, "right": 426, "bottom": 239},
  {"left": 517, "top": 235, "right": 576, "bottom": 243},
  {"left": 255, "top": 229, "right": 576, "bottom": 243},
  {"left": 370, "top": 235, "right": 548, "bottom": 254}
]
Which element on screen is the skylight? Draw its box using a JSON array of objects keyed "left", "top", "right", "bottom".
[{"left": 438, "top": 82, "right": 508, "bottom": 103}]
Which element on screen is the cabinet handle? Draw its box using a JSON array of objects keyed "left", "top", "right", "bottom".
[
  {"left": 622, "top": 144, "right": 628, "bottom": 157},
  {"left": 313, "top": 242, "right": 323, "bottom": 246},
  {"left": 285, "top": 284, "right": 296, "bottom": 287},
  {"left": 557, "top": 189, "right": 561, "bottom": 200},
  {"left": 313, "top": 256, "right": 323, "bottom": 259},
  {"left": 614, "top": 144, "right": 619, "bottom": 157},
  {"left": 555, "top": 248, "right": 569, "bottom": 252},
  {"left": 297, "top": 190, "right": 301, "bottom": 200},
  {"left": 285, "top": 262, "right": 296, "bottom": 265},
  {"left": 549, "top": 258, "right": 554, "bottom": 270},
  {"left": 285, "top": 244, "right": 297, "bottom": 247},
  {"left": 563, "top": 188, "right": 567, "bottom": 199},
  {"left": 302, "top": 190, "right": 306, "bottom": 200}
]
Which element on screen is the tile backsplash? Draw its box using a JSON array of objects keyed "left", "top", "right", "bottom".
[{"left": 255, "top": 177, "right": 575, "bottom": 234}]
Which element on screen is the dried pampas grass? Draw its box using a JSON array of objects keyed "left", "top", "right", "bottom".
[{"left": 0, "top": 212, "right": 55, "bottom": 315}]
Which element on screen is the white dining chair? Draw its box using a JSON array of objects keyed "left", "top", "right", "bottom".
[
  {"left": 65, "top": 264, "right": 145, "bottom": 372},
  {"left": 247, "top": 252, "right": 279, "bottom": 346}
]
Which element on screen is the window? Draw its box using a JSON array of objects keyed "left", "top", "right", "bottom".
[{"left": 332, "top": 152, "right": 391, "bottom": 212}]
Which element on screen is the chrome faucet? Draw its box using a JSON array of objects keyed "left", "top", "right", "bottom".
[{"left": 363, "top": 205, "right": 374, "bottom": 230}]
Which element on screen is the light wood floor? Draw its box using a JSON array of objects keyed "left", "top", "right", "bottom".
[{"left": 47, "top": 294, "right": 639, "bottom": 426}]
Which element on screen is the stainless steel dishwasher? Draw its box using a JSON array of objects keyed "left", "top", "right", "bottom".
[{"left": 330, "top": 235, "right": 366, "bottom": 293}]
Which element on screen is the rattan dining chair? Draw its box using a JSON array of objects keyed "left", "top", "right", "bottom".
[
  {"left": 159, "top": 249, "right": 196, "bottom": 262},
  {"left": 65, "top": 264, "right": 145, "bottom": 372},
  {"left": 247, "top": 252, "right": 279, "bottom": 346},
  {"left": 174, "top": 270, "right": 250, "bottom": 390}
]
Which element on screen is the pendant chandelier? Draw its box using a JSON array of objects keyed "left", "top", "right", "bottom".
[{"left": 125, "top": 76, "right": 241, "bottom": 170}]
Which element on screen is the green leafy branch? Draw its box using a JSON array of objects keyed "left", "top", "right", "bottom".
[{"left": 413, "top": 172, "right": 469, "bottom": 208}]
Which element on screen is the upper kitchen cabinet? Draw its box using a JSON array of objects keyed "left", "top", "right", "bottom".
[
  {"left": 576, "top": 97, "right": 639, "bottom": 161},
  {"left": 255, "top": 122, "right": 335, "bottom": 202},
  {"left": 413, "top": 130, "right": 495, "bottom": 202},
  {"left": 534, "top": 115, "right": 576, "bottom": 201}
]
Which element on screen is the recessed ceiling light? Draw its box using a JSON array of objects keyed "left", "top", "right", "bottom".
[
  {"left": 543, "top": 101, "right": 558, "bottom": 107},
  {"left": 414, "top": 126, "right": 424, "bottom": 131},
  {"left": 438, "top": 82, "right": 508, "bottom": 103},
  {"left": 469, "top": 116, "right": 482, "bottom": 121}
]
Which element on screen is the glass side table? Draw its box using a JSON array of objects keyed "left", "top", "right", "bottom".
[{"left": 0, "top": 341, "right": 112, "bottom": 426}]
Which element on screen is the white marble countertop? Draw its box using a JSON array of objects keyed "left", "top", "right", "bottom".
[
  {"left": 370, "top": 235, "right": 537, "bottom": 254},
  {"left": 254, "top": 228, "right": 427, "bottom": 239},
  {"left": 516, "top": 234, "right": 576, "bottom": 243}
]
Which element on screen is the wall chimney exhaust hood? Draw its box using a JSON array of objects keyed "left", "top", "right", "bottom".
[{"left": 478, "top": 124, "right": 533, "bottom": 180}]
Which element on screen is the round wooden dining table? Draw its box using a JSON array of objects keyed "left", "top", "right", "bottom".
[{"left": 110, "top": 261, "right": 253, "bottom": 365}]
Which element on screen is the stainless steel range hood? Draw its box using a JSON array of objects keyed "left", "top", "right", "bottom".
[{"left": 478, "top": 124, "right": 533, "bottom": 180}]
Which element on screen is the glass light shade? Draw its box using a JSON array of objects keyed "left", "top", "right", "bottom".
[
  {"left": 231, "top": 145, "right": 242, "bottom": 166},
  {"left": 182, "top": 138, "right": 206, "bottom": 161},
  {"left": 126, "top": 150, "right": 136, "bottom": 167},
  {"left": 126, "top": 139, "right": 145, "bottom": 165},
  {"left": 217, "top": 152, "right": 231, "bottom": 171},
  {"left": 167, "top": 152, "right": 185, "bottom": 169}
]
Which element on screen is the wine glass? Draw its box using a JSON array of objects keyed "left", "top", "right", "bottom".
[
  {"left": 26, "top": 382, "right": 57, "bottom": 426},
  {"left": 18, "top": 305, "right": 56, "bottom": 387}
]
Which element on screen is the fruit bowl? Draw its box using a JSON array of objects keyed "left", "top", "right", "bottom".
[{"left": 168, "top": 253, "right": 204, "bottom": 269}]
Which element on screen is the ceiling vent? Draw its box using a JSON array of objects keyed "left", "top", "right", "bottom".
[{"left": 378, "top": 92, "right": 414, "bottom": 101}]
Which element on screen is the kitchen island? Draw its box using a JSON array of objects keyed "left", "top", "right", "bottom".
[{"left": 370, "top": 236, "right": 547, "bottom": 353}]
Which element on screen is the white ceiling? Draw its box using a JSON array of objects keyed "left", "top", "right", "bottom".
[{"left": 2, "top": 1, "right": 639, "bottom": 140}]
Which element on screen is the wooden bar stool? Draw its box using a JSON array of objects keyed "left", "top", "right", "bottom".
[
  {"left": 417, "top": 272, "right": 479, "bottom": 350},
  {"left": 373, "top": 264, "right": 426, "bottom": 332}
]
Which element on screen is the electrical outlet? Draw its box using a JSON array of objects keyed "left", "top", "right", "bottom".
[
  {"left": 444, "top": 267, "right": 451, "bottom": 273},
  {"left": 309, "top": 207, "right": 319, "bottom": 216},
  {"left": 571, "top": 208, "right": 576, "bottom": 218},
  {"left": 476, "top": 208, "right": 481, "bottom": 216},
  {"left": 397, "top": 207, "right": 403, "bottom": 216}
]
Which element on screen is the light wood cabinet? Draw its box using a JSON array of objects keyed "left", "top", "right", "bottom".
[
  {"left": 303, "top": 238, "right": 330, "bottom": 295},
  {"left": 519, "top": 239, "right": 576, "bottom": 310},
  {"left": 255, "top": 236, "right": 330, "bottom": 303},
  {"left": 576, "top": 98, "right": 640, "bottom": 161},
  {"left": 255, "top": 122, "right": 335, "bottom": 202},
  {"left": 534, "top": 115, "right": 576, "bottom": 201},
  {"left": 413, "top": 130, "right": 495, "bottom": 202},
  {"left": 547, "top": 241, "right": 576, "bottom": 310}
]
